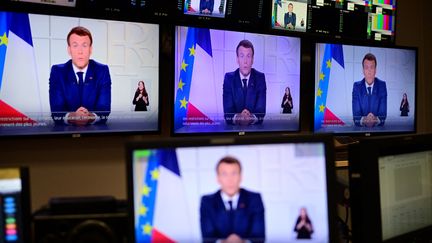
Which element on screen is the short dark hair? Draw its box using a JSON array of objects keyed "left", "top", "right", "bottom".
[
  {"left": 236, "top": 39, "right": 254, "bottom": 57},
  {"left": 288, "top": 3, "right": 293, "bottom": 7},
  {"left": 362, "top": 53, "right": 377, "bottom": 68},
  {"left": 67, "top": 26, "right": 93, "bottom": 46},
  {"left": 216, "top": 156, "right": 242, "bottom": 173}
]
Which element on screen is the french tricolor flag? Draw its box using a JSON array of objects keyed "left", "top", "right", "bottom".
[
  {"left": 135, "top": 149, "right": 193, "bottom": 242},
  {"left": 0, "top": 11, "right": 42, "bottom": 125}
]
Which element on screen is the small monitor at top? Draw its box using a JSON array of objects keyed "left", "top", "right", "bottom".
[
  {"left": 313, "top": 42, "right": 417, "bottom": 136},
  {"left": 271, "top": 0, "right": 309, "bottom": 33},
  {"left": 183, "top": 0, "right": 229, "bottom": 18}
]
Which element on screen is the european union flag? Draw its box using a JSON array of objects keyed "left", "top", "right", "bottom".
[
  {"left": 314, "top": 44, "right": 344, "bottom": 130},
  {"left": 0, "top": 12, "right": 11, "bottom": 90},
  {"left": 0, "top": 11, "right": 33, "bottom": 92},
  {"left": 174, "top": 27, "right": 212, "bottom": 131},
  {"left": 135, "top": 149, "right": 159, "bottom": 243},
  {"left": 135, "top": 148, "right": 180, "bottom": 243}
]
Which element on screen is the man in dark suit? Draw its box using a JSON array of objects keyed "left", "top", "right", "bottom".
[
  {"left": 223, "top": 40, "right": 266, "bottom": 125},
  {"left": 352, "top": 53, "right": 387, "bottom": 127},
  {"left": 284, "top": 3, "right": 296, "bottom": 29},
  {"left": 200, "top": 0, "right": 214, "bottom": 14},
  {"left": 49, "top": 26, "right": 111, "bottom": 126},
  {"left": 200, "top": 156, "right": 265, "bottom": 243}
]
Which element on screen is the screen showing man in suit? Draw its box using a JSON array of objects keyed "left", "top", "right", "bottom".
[
  {"left": 223, "top": 40, "right": 266, "bottom": 126},
  {"left": 183, "top": 0, "right": 227, "bottom": 18},
  {"left": 131, "top": 143, "right": 332, "bottom": 242},
  {"left": 200, "top": 156, "right": 265, "bottom": 243},
  {"left": 49, "top": 26, "right": 111, "bottom": 126},
  {"left": 352, "top": 53, "right": 387, "bottom": 127},
  {"left": 174, "top": 27, "right": 300, "bottom": 134},
  {"left": 284, "top": 3, "right": 296, "bottom": 29},
  {"left": 200, "top": 0, "right": 214, "bottom": 14},
  {"left": 314, "top": 43, "right": 416, "bottom": 134}
]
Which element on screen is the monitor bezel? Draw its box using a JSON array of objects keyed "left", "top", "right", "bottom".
[
  {"left": 348, "top": 133, "right": 432, "bottom": 243},
  {"left": 311, "top": 39, "right": 418, "bottom": 137},
  {"left": 126, "top": 134, "right": 338, "bottom": 243}
]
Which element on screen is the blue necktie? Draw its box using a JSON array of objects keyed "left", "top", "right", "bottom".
[
  {"left": 242, "top": 79, "right": 247, "bottom": 102},
  {"left": 367, "top": 87, "right": 372, "bottom": 112},
  {"left": 228, "top": 200, "right": 234, "bottom": 234},
  {"left": 77, "top": 72, "right": 84, "bottom": 106}
]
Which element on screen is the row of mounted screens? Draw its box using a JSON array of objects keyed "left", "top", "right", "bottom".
[
  {"left": 4, "top": 0, "right": 396, "bottom": 43},
  {"left": 0, "top": 11, "right": 416, "bottom": 137}
]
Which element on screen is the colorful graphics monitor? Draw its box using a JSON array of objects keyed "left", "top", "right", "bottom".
[
  {"left": 127, "top": 135, "right": 337, "bottom": 242},
  {"left": 173, "top": 26, "right": 301, "bottom": 134},
  {"left": 0, "top": 11, "right": 159, "bottom": 136},
  {"left": 0, "top": 167, "right": 30, "bottom": 243},
  {"left": 314, "top": 42, "right": 416, "bottom": 135}
]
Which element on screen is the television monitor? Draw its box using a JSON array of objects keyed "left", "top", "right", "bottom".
[
  {"left": 271, "top": 0, "right": 309, "bottom": 33},
  {"left": 182, "top": 0, "right": 229, "bottom": 18},
  {"left": 0, "top": 11, "right": 160, "bottom": 136},
  {"left": 0, "top": 167, "right": 31, "bottom": 243},
  {"left": 229, "top": 0, "right": 266, "bottom": 25},
  {"left": 306, "top": 3, "right": 340, "bottom": 36},
  {"left": 126, "top": 134, "right": 337, "bottom": 242},
  {"left": 173, "top": 26, "right": 301, "bottom": 134},
  {"left": 179, "top": 0, "right": 266, "bottom": 28},
  {"left": 348, "top": 133, "right": 432, "bottom": 242},
  {"left": 277, "top": 0, "right": 396, "bottom": 43},
  {"left": 367, "top": 7, "right": 396, "bottom": 42},
  {"left": 345, "top": 0, "right": 396, "bottom": 42},
  {"left": 9, "top": 0, "right": 77, "bottom": 7},
  {"left": 313, "top": 42, "right": 416, "bottom": 136}
]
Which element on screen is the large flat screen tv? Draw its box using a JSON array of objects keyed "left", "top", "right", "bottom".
[
  {"left": 173, "top": 26, "right": 301, "bottom": 134},
  {"left": 0, "top": 11, "right": 160, "bottom": 136},
  {"left": 349, "top": 133, "right": 432, "bottom": 243},
  {"left": 313, "top": 42, "right": 416, "bottom": 136},
  {"left": 126, "top": 135, "right": 337, "bottom": 242}
]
